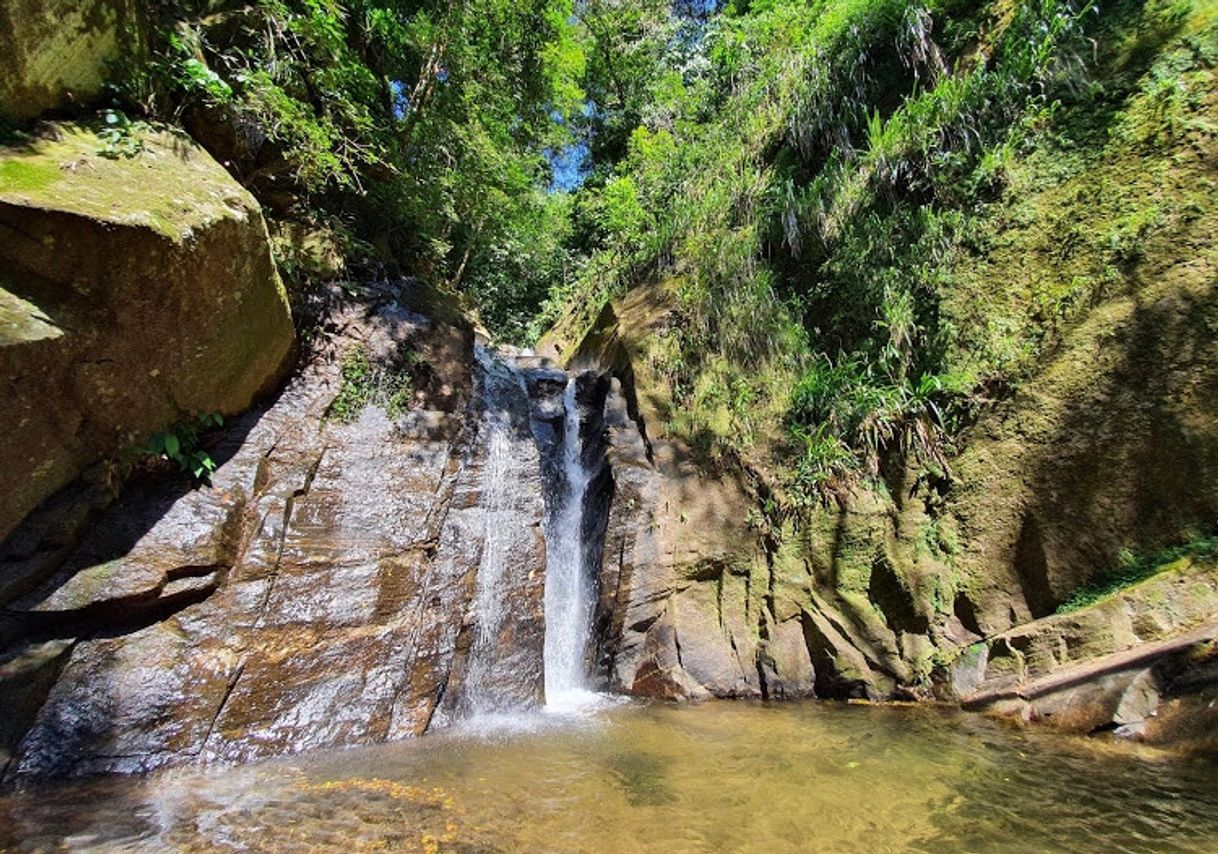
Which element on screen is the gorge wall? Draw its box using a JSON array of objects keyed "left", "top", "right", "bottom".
[
  {"left": 3, "top": 281, "right": 550, "bottom": 777},
  {"left": 2, "top": 0, "right": 1218, "bottom": 783},
  {"left": 2, "top": 274, "right": 627, "bottom": 778},
  {"left": 538, "top": 276, "right": 1218, "bottom": 751}
]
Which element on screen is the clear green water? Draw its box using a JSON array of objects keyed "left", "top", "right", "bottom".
[{"left": 2, "top": 701, "right": 1217, "bottom": 853}]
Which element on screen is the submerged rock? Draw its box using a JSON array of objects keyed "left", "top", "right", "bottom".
[{"left": 0, "top": 122, "right": 295, "bottom": 541}]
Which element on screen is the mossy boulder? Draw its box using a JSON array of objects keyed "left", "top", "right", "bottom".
[
  {"left": 0, "top": 0, "right": 144, "bottom": 121},
  {"left": 0, "top": 122, "right": 294, "bottom": 539}
]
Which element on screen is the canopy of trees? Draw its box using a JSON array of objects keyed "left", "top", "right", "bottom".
[{"left": 127, "top": 0, "right": 1210, "bottom": 501}]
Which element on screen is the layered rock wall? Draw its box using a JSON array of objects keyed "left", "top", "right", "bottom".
[
  {"left": 0, "top": 285, "right": 550, "bottom": 778},
  {"left": 557, "top": 280, "right": 1218, "bottom": 744}
]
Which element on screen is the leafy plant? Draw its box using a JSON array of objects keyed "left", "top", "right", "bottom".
[
  {"left": 167, "top": 30, "right": 233, "bottom": 104},
  {"left": 95, "top": 109, "right": 150, "bottom": 159},
  {"left": 140, "top": 413, "right": 225, "bottom": 482},
  {"left": 327, "top": 345, "right": 417, "bottom": 423}
]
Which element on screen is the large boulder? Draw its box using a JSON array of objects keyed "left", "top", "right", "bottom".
[
  {"left": 0, "top": 122, "right": 294, "bottom": 540},
  {"left": 0, "top": 0, "right": 144, "bottom": 121},
  {"left": 0, "top": 284, "right": 526, "bottom": 778}
]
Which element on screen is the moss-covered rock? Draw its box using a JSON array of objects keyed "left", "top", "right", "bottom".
[
  {"left": 0, "top": 0, "right": 144, "bottom": 121},
  {"left": 0, "top": 121, "right": 294, "bottom": 539}
]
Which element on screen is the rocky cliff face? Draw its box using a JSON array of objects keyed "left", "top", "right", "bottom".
[
  {"left": 3, "top": 270, "right": 1214, "bottom": 778},
  {"left": 1, "top": 283, "right": 556, "bottom": 778},
  {"left": 568, "top": 288, "right": 817, "bottom": 703},
  {"left": 549, "top": 279, "right": 1218, "bottom": 747},
  {"left": 0, "top": 122, "right": 295, "bottom": 541},
  {"left": 521, "top": 0, "right": 1218, "bottom": 747}
]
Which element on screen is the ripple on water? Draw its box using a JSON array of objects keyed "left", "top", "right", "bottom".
[{"left": 2, "top": 701, "right": 1217, "bottom": 853}]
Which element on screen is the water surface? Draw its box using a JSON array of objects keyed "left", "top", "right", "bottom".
[{"left": 2, "top": 701, "right": 1215, "bottom": 853}]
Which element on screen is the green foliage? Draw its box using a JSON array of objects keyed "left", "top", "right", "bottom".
[
  {"left": 327, "top": 344, "right": 416, "bottom": 422},
  {"left": 164, "top": 29, "right": 233, "bottom": 104},
  {"left": 124, "top": 0, "right": 585, "bottom": 341},
  {"left": 1057, "top": 536, "right": 1218, "bottom": 613},
  {"left": 95, "top": 109, "right": 150, "bottom": 159},
  {"left": 101, "top": 0, "right": 1218, "bottom": 503},
  {"left": 784, "top": 356, "right": 967, "bottom": 495},
  {"left": 140, "top": 413, "right": 224, "bottom": 482},
  {"left": 539, "top": 0, "right": 1218, "bottom": 508}
]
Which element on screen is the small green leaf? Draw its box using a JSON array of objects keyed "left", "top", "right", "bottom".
[{"left": 164, "top": 433, "right": 181, "bottom": 457}]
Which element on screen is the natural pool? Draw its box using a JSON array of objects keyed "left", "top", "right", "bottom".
[{"left": 1, "top": 700, "right": 1216, "bottom": 853}]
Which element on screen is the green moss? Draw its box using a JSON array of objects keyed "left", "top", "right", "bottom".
[
  {"left": 0, "top": 160, "right": 59, "bottom": 193},
  {"left": 0, "top": 123, "right": 255, "bottom": 242},
  {"left": 0, "top": 0, "right": 144, "bottom": 120},
  {"left": 942, "top": 0, "right": 1218, "bottom": 387},
  {"left": 1057, "top": 537, "right": 1218, "bottom": 613}
]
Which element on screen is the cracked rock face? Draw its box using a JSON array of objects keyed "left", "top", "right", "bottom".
[
  {"left": 588, "top": 376, "right": 818, "bottom": 703},
  {"left": 0, "top": 283, "right": 548, "bottom": 779}
]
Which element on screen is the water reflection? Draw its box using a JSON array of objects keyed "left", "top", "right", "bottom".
[{"left": 2, "top": 701, "right": 1215, "bottom": 852}]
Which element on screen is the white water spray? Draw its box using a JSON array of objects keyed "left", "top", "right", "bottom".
[{"left": 459, "top": 346, "right": 538, "bottom": 718}]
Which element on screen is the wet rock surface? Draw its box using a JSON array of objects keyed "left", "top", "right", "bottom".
[
  {"left": 0, "top": 282, "right": 554, "bottom": 779},
  {"left": 430, "top": 348, "right": 548, "bottom": 722}
]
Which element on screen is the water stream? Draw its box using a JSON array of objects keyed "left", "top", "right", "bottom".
[
  {"left": 542, "top": 377, "right": 598, "bottom": 713},
  {"left": 459, "top": 351, "right": 522, "bottom": 716},
  {"left": 456, "top": 350, "right": 605, "bottom": 725}
]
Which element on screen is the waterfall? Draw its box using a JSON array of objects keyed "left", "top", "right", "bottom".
[
  {"left": 542, "top": 377, "right": 597, "bottom": 712},
  {"left": 451, "top": 347, "right": 608, "bottom": 727},
  {"left": 453, "top": 346, "right": 547, "bottom": 720},
  {"left": 460, "top": 384, "right": 519, "bottom": 716}
]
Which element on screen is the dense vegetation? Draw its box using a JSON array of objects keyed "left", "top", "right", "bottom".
[
  {"left": 107, "top": 0, "right": 585, "bottom": 338},
  {"left": 539, "top": 0, "right": 1215, "bottom": 504},
  {"left": 107, "top": 0, "right": 1218, "bottom": 501}
]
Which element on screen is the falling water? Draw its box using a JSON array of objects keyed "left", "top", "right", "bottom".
[
  {"left": 458, "top": 349, "right": 607, "bottom": 724},
  {"left": 542, "top": 377, "right": 599, "bottom": 712},
  {"left": 461, "top": 396, "right": 516, "bottom": 715},
  {"left": 459, "top": 346, "right": 539, "bottom": 717}
]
